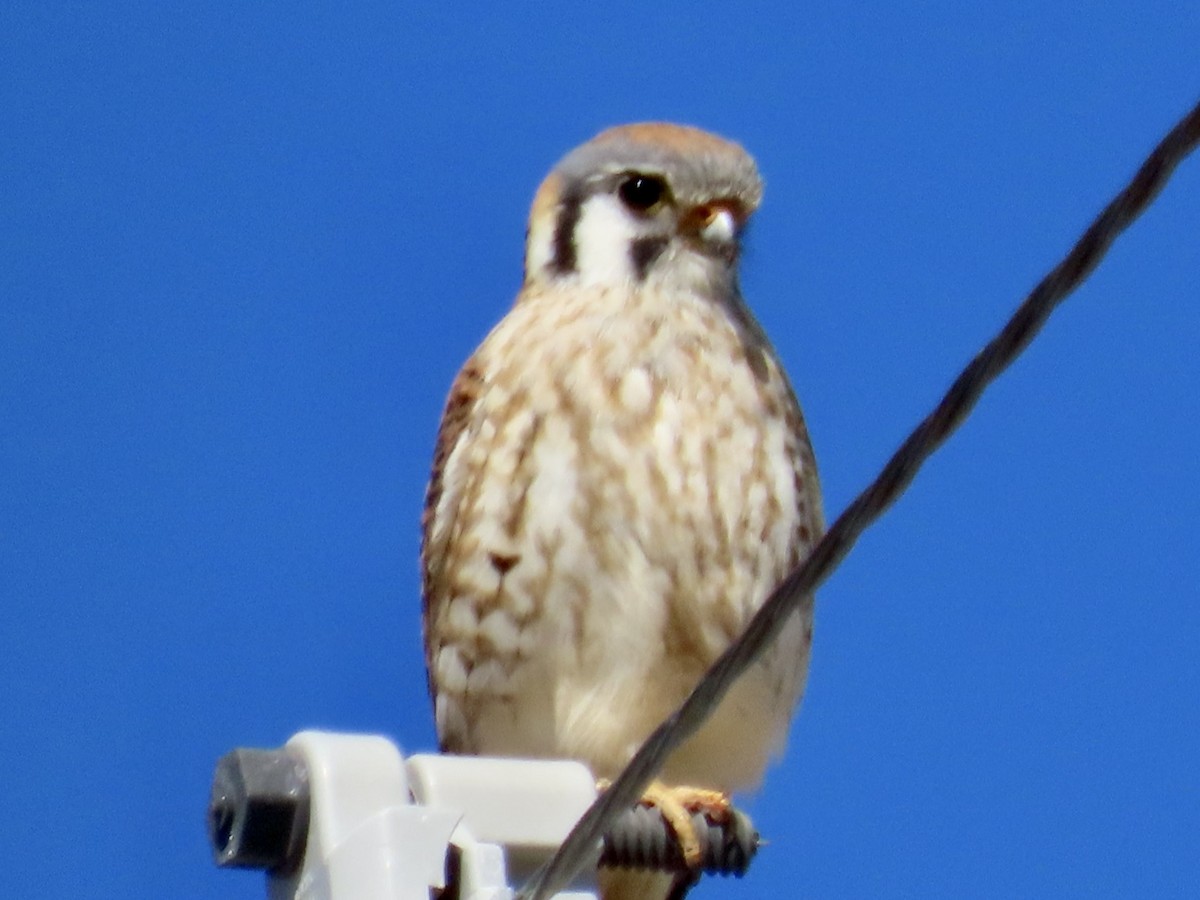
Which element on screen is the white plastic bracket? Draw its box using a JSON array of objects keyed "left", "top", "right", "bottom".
[{"left": 265, "top": 731, "right": 599, "bottom": 900}]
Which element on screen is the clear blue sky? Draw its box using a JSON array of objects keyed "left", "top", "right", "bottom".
[{"left": 2, "top": 3, "right": 1198, "bottom": 897}]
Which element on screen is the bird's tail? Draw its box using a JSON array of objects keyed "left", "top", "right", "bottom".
[{"left": 598, "top": 868, "right": 696, "bottom": 900}]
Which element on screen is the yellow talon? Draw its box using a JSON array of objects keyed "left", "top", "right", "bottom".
[
  {"left": 639, "top": 780, "right": 731, "bottom": 869},
  {"left": 595, "top": 778, "right": 732, "bottom": 869}
]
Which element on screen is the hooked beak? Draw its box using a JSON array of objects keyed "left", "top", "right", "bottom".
[
  {"left": 699, "top": 205, "right": 738, "bottom": 243},
  {"left": 682, "top": 201, "right": 746, "bottom": 261}
]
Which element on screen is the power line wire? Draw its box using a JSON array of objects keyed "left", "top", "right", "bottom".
[{"left": 519, "top": 95, "right": 1200, "bottom": 900}]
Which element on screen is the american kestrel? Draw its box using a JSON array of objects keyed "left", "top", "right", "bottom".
[{"left": 421, "top": 123, "right": 823, "bottom": 899}]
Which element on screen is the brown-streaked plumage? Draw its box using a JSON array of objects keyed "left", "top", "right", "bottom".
[{"left": 421, "top": 122, "right": 823, "bottom": 899}]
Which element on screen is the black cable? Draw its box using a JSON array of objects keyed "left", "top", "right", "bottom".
[{"left": 519, "top": 96, "right": 1200, "bottom": 900}]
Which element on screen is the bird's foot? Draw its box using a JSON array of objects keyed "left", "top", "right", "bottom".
[{"left": 637, "top": 780, "right": 731, "bottom": 868}]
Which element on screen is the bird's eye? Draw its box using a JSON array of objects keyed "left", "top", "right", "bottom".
[{"left": 618, "top": 174, "right": 667, "bottom": 212}]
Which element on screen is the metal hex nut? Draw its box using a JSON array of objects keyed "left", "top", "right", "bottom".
[{"left": 209, "top": 747, "right": 309, "bottom": 872}]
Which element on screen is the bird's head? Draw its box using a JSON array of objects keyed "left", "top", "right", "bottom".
[{"left": 523, "top": 123, "right": 763, "bottom": 298}]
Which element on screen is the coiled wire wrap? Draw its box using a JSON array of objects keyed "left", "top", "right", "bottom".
[{"left": 600, "top": 805, "right": 759, "bottom": 876}]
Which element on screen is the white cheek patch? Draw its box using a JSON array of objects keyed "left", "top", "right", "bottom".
[{"left": 572, "top": 195, "right": 641, "bottom": 286}]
